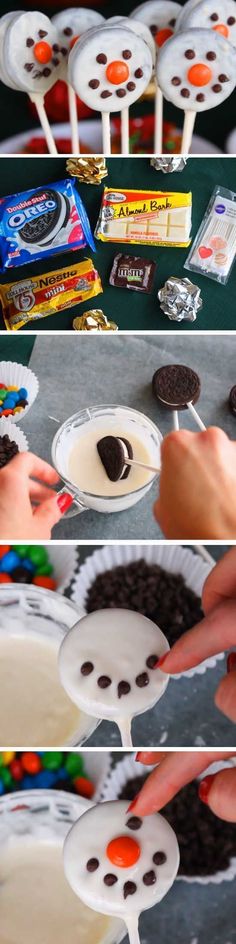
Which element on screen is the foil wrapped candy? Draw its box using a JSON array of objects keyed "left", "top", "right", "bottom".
[
  {"left": 151, "top": 157, "right": 187, "bottom": 173},
  {"left": 73, "top": 310, "right": 118, "bottom": 332},
  {"left": 158, "top": 277, "right": 203, "bottom": 323}
]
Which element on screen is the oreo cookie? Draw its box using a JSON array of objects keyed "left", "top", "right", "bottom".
[
  {"left": 19, "top": 190, "right": 70, "bottom": 247},
  {"left": 152, "top": 364, "right": 201, "bottom": 411},
  {"left": 97, "top": 435, "right": 133, "bottom": 481},
  {"left": 229, "top": 385, "right": 236, "bottom": 416}
]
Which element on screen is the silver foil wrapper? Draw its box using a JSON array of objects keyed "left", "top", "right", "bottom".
[
  {"left": 158, "top": 277, "right": 202, "bottom": 322},
  {"left": 151, "top": 157, "right": 187, "bottom": 173}
]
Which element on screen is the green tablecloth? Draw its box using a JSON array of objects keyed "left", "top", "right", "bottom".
[
  {"left": 0, "top": 0, "right": 235, "bottom": 151},
  {"left": 0, "top": 155, "right": 235, "bottom": 331},
  {"left": 0, "top": 336, "right": 35, "bottom": 365}
]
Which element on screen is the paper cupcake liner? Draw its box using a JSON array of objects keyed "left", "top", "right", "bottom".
[
  {"left": 47, "top": 546, "right": 79, "bottom": 594},
  {"left": 0, "top": 415, "right": 29, "bottom": 451},
  {"left": 0, "top": 359, "right": 39, "bottom": 423},
  {"left": 84, "top": 750, "right": 113, "bottom": 802},
  {"left": 102, "top": 754, "right": 236, "bottom": 886},
  {"left": 71, "top": 544, "right": 224, "bottom": 679}
]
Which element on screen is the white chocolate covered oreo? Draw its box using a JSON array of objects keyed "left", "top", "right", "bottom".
[
  {"left": 59, "top": 609, "right": 169, "bottom": 742},
  {"left": 0, "top": 12, "right": 24, "bottom": 90},
  {"left": 157, "top": 27, "right": 236, "bottom": 110},
  {"left": 180, "top": 0, "right": 236, "bottom": 48},
  {"left": 64, "top": 801, "right": 180, "bottom": 919},
  {"left": 3, "top": 11, "right": 65, "bottom": 95},
  {"left": 68, "top": 25, "right": 153, "bottom": 112},
  {"left": 130, "top": 1, "right": 181, "bottom": 50}
]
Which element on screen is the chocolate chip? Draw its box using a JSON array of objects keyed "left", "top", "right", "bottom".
[
  {"left": 118, "top": 680, "right": 131, "bottom": 698},
  {"left": 97, "top": 675, "right": 112, "bottom": 688},
  {"left": 122, "top": 49, "right": 132, "bottom": 58},
  {"left": 42, "top": 67, "right": 51, "bottom": 76},
  {"left": 124, "top": 881, "right": 137, "bottom": 899},
  {"left": 64, "top": 27, "right": 73, "bottom": 36},
  {"left": 101, "top": 90, "right": 112, "bottom": 98},
  {"left": 150, "top": 24, "right": 157, "bottom": 35},
  {"left": 26, "top": 37, "right": 34, "bottom": 47},
  {"left": 11, "top": 565, "right": 33, "bottom": 584},
  {"left": 61, "top": 47, "right": 68, "bottom": 56},
  {"left": 97, "top": 53, "right": 107, "bottom": 64},
  {"left": 53, "top": 43, "right": 59, "bottom": 52},
  {"left": 218, "top": 73, "right": 229, "bottom": 82},
  {"left": 146, "top": 654, "right": 158, "bottom": 669},
  {"left": 185, "top": 49, "right": 195, "bottom": 58},
  {"left": 126, "top": 816, "right": 142, "bottom": 830},
  {"left": 135, "top": 672, "right": 149, "bottom": 688},
  {"left": 212, "top": 83, "right": 222, "bottom": 92},
  {"left": 87, "top": 858, "right": 99, "bottom": 872},
  {"left": 196, "top": 93, "right": 205, "bottom": 101},
  {"left": 116, "top": 88, "right": 126, "bottom": 97},
  {"left": 228, "top": 16, "right": 235, "bottom": 24},
  {"left": 153, "top": 851, "right": 167, "bottom": 865},
  {"left": 210, "top": 12, "right": 218, "bottom": 19},
  {"left": 81, "top": 661, "right": 94, "bottom": 676},
  {"left": 89, "top": 79, "right": 100, "bottom": 88},
  {"left": 104, "top": 874, "right": 117, "bottom": 885},
  {"left": 38, "top": 29, "right": 47, "bottom": 37},
  {"left": 24, "top": 62, "right": 34, "bottom": 71},
  {"left": 181, "top": 88, "right": 190, "bottom": 97},
  {"left": 127, "top": 81, "right": 136, "bottom": 90},
  {"left": 143, "top": 870, "right": 156, "bottom": 885},
  {"left": 169, "top": 18, "right": 176, "bottom": 26},
  {"left": 171, "top": 76, "right": 181, "bottom": 85},
  {"left": 52, "top": 58, "right": 59, "bottom": 66},
  {"left": 206, "top": 51, "right": 216, "bottom": 59},
  {"left": 134, "top": 68, "right": 143, "bottom": 78}
]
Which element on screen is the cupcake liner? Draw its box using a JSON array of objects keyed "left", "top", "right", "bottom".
[
  {"left": 0, "top": 415, "right": 29, "bottom": 451},
  {"left": 102, "top": 754, "right": 236, "bottom": 886},
  {"left": 71, "top": 544, "right": 224, "bottom": 678},
  {"left": 83, "top": 750, "right": 113, "bottom": 802},
  {"left": 0, "top": 359, "right": 39, "bottom": 423},
  {"left": 47, "top": 546, "right": 79, "bottom": 594}
]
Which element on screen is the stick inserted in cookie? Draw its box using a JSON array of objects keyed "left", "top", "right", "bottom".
[{"left": 97, "top": 435, "right": 160, "bottom": 481}]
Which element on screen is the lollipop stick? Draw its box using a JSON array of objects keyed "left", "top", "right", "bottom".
[
  {"left": 121, "top": 106, "right": 129, "bottom": 154},
  {"left": 126, "top": 457, "right": 160, "bottom": 474},
  {"left": 68, "top": 84, "right": 80, "bottom": 154},
  {"left": 194, "top": 545, "right": 215, "bottom": 566},
  {"left": 126, "top": 917, "right": 141, "bottom": 944},
  {"left": 102, "top": 112, "right": 111, "bottom": 154},
  {"left": 173, "top": 410, "right": 179, "bottom": 431},
  {"left": 181, "top": 109, "right": 196, "bottom": 155},
  {"left": 118, "top": 717, "right": 133, "bottom": 747},
  {"left": 187, "top": 401, "right": 206, "bottom": 431},
  {"left": 154, "top": 83, "right": 163, "bottom": 154},
  {"left": 30, "top": 93, "right": 58, "bottom": 155}
]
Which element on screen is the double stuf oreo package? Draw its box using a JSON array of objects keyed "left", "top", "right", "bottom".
[{"left": 0, "top": 179, "right": 95, "bottom": 271}]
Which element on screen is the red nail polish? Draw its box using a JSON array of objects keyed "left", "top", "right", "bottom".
[
  {"left": 135, "top": 753, "right": 142, "bottom": 762},
  {"left": 198, "top": 774, "right": 216, "bottom": 805},
  {"left": 154, "top": 655, "right": 167, "bottom": 670},
  {"left": 227, "top": 652, "right": 236, "bottom": 673},
  {"left": 57, "top": 493, "right": 73, "bottom": 513},
  {"left": 126, "top": 794, "right": 139, "bottom": 813}
]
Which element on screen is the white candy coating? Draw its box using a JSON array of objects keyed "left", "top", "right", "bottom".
[
  {"left": 64, "top": 801, "right": 180, "bottom": 919},
  {"left": 59, "top": 608, "right": 169, "bottom": 724},
  {"left": 3, "top": 11, "right": 64, "bottom": 95},
  {"left": 0, "top": 12, "right": 24, "bottom": 90},
  {"left": 157, "top": 27, "right": 236, "bottom": 110},
  {"left": 181, "top": 0, "right": 236, "bottom": 48},
  {"left": 52, "top": 8, "right": 105, "bottom": 54},
  {"left": 106, "top": 17, "right": 156, "bottom": 68},
  {"left": 130, "top": 1, "right": 181, "bottom": 52},
  {"left": 68, "top": 25, "right": 153, "bottom": 112},
  {"left": 176, "top": 0, "right": 202, "bottom": 31}
]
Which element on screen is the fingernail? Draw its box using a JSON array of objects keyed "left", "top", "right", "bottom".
[
  {"left": 227, "top": 652, "right": 236, "bottom": 673},
  {"left": 57, "top": 493, "right": 73, "bottom": 513},
  {"left": 126, "top": 794, "right": 140, "bottom": 813},
  {"left": 135, "top": 752, "right": 142, "bottom": 762},
  {"left": 154, "top": 655, "right": 168, "bottom": 670},
  {"left": 198, "top": 774, "right": 216, "bottom": 805}
]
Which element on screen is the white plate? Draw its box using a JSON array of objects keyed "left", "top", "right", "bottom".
[{"left": 0, "top": 120, "right": 221, "bottom": 155}]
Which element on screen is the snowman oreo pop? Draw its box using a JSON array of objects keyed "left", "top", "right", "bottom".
[
  {"left": 59, "top": 608, "right": 170, "bottom": 747},
  {"left": 1, "top": 11, "right": 64, "bottom": 153},
  {"left": 180, "top": 0, "right": 236, "bottom": 47},
  {"left": 130, "top": 2, "right": 181, "bottom": 150},
  {"left": 157, "top": 27, "right": 236, "bottom": 152},
  {"left": 64, "top": 800, "right": 180, "bottom": 944},
  {"left": 97, "top": 16, "right": 156, "bottom": 152},
  {"left": 52, "top": 8, "right": 105, "bottom": 152},
  {"left": 68, "top": 25, "right": 153, "bottom": 154}
]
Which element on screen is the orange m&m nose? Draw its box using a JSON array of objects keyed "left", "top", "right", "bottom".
[
  {"left": 34, "top": 41, "right": 52, "bottom": 64},
  {"left": 70, "top": 34, "right": 80, "bottom": 48},
  {"left": 187, "top": 63, "right": 212, "bottom": 86},
  {"left": 155, "top": 27, "right": 173, "bottom": 47},
  {"left": 213, "top": 23, "right": 229, "bottom": 36},
  {"left": 106, "top": 60, "right": 130, "bottom": 84},
  {"left": 106, "top": 836, "right": 140, "bottom": 868}
]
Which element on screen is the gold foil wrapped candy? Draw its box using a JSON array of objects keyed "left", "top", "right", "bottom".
[
  {"left": 73, "top": 310, "right": 118, "bottom": 332},
  {"left": 66, "top": 157, "right": 108, "bottom": 185}
]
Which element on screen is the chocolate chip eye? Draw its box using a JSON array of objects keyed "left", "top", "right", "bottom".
[
  {"left": 89, "top": 79, "right": 100, "bottom": 88},
  {"left": 97, "top": 675, "right": 112, "bottom": 688},
  {"left": 146, "top": 654, "right": 158, "bottom": 669},
  {"left": 63, "top": 26, "right": 73, "bottom": 36},
  {"left": 38, "top": 29, "right": 47, "bottom": 37},
  {"left": 143, "top": 870, "right": 156, "bottom": 885},
  {"left": 228, "top": 16, "right": 236, "bottom": 24},
  {"left": 153, "top": 851, "right": 167, "bottom": 865},
  {"left": 104, "top": 874, "right": 118, "bottom": 886},
  {"left": 81, "top": 661, "right": 94, "bottom": 676},
  {"left": 185, "top": 48, "right": 195, "bottom": 58},
  {"left": 122, "top": 49, "right": 132, "bottom": 59},
  {"left": 124, "top": 881, "right": 137, "bottom": 899},
  {"left": 169, "top": 18, "right": 176, "bottom": 26},
  {"left": 26, "top": 37, "right": 34, "bottom": 47},
  {"left": 210, "top": 12, "right": 219, "bottom": 20},
  {"left": 171, "top": 76, "right": 181, "bottom": 85},
  {"left": 135, "top": 672, "right": 149, "bottom": 688},
  {"left": 87, "top": 858, "right": 99, "bottom": 872},
  {"left": 61, "top": 47, "right": 67, "bottom": 56},
  {"left": 118, "top": 680, "right": 131, "bottom": 698},
  {"left": 52, "top": 43, "right": 59, "bottom": 52},
  {"left": 206, "top": 50, "right": 216, "bottom": 59},
  {"left": 126, "top": 816, "right": 142, "bottom": 830},
  {"left": 96, "top": 53, "right": 107, "bottom": 64}
]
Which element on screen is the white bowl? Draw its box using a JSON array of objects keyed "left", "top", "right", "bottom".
[{"left": 0, "top": 360, "right": 39, "bottom": 423}]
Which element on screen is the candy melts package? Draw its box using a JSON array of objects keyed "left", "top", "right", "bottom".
[
  {"left": 95, "top": 188, "right": 192, "bottom": 248},
  {"left": 0, "top": 179, "right": 95, "bottom": 272},
  {"left": 184, "top": 186, "right": 236, "bottom": 285},
  {"left": 0, "top": 260, "right": 103, "bottom": 331}
]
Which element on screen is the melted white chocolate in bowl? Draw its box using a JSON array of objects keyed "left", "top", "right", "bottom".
[{"left": 68, "top": 423, "right": 154, "bottom": 497}]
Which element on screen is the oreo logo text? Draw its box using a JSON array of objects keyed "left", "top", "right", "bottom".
[{"left": 8, "top": 200, "right": 56, "bottom": 231}]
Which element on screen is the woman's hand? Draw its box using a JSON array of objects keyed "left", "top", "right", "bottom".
[
  {"left": 128, "top": 751, "right": 236, "bottom": 822},
  {"left": 154, "top": 427, "right": 236, "bottom": 538},
  {"left": 0, "top": 452, "right": 72, "bottom": 539}
]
